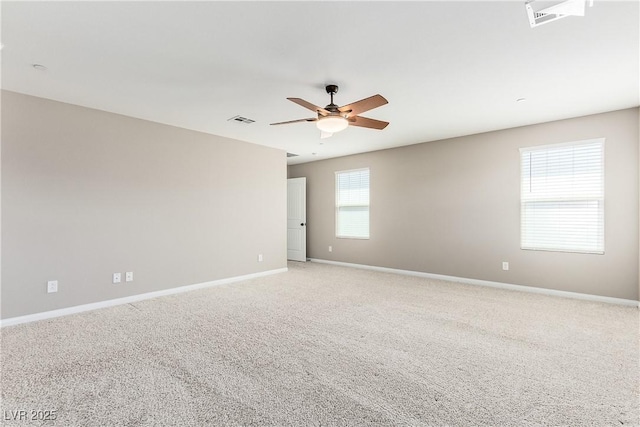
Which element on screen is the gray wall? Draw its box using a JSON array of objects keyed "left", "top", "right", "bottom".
[
  {"left": 2, "top": 91, "right": 287, "bottom": 319},
  {"left": 289, "top": 108, "right": 639, "bottom": 301}
]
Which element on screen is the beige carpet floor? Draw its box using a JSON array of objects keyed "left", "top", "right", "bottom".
[{"left": 1, "top": 261, "right": 639, "bottom": 426}]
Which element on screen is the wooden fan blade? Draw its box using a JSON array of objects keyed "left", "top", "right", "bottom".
[
  {"left": 287, "top": 98, "right": 330, "bottom": 116},
  {"left": 339, "top": 94, "right": 388, "bottom": 117},
  {"left": 270, "top": 118, "right": 317, "bottom": 126},
  {"left": 348, "top": 116, "right": 389, "bottom": 130}
]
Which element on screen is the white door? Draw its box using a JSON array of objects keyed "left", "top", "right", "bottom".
[{"left": 287, "top": 177, "right": 307, "bottom": 262}]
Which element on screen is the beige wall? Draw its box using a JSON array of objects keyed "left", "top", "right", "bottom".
[
  {"left": 1, "top": 91, "right": 287, "bottom": 319},
  {"left": 289, "top": 108, "right": 640, "bottom": 301}
]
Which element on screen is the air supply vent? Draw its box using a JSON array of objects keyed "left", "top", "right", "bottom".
[
  {"left": 287, "top": 153, "right": 299, "bottom": 158},
  {"left": 525, "top": 0, "right": 592, "bottom": 28},
  {"left": 228, "top": 115, "right": 255, "bottom": 124}
]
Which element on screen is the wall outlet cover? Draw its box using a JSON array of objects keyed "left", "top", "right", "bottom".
[
  {"left": 47, "top": 280, "right": 58, "bottom": 293},
  {"left": 113, "top": 273, "right": 122, "bottom": 284},
  {"left": 125, "top": 272, "right": 133, "bottom": 282}
]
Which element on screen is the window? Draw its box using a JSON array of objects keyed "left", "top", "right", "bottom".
[
  {"left": 520, "top": 139, "right": 604, "bottom": 254},
  {"left": 336, "top": 168, "right": 370, "bottom": 239}
]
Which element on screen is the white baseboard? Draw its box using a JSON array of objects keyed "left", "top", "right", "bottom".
[
  {"left": 1, "top": 267, "right": 288, "bottom": 327},
  {"left": 310, "top": 258, "right": 640, "bottom": 308}
]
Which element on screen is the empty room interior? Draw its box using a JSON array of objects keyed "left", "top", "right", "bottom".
[{"left": 1, "top": 1, "right": 639, "bottom": 426}]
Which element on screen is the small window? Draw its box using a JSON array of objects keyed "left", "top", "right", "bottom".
[
  {"left": 520, "top": 139, "right": 604, "bottom": 254},
  {"left": 336, "top": 168, "right": 370, "bottom": 239}
]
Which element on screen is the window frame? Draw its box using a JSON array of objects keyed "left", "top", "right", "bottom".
[
  {"left": 335, "top": 167, "right": 370, "bottom": 240},
  {"left": 519, "top": 138, "right": 605, "bottom": 255}
]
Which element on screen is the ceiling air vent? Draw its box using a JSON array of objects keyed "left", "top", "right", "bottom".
[
  {"left": 525, "top": 0, "right": 593, "bottom": 28},
  {"left": 286, "top": 153, "right": 299, "bottom": 158},
  {"left": 228, "top": 115, "right": 255, "bottom": 124}
]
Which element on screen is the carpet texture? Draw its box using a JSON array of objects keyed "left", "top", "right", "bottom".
[{"left": 1, "top": 261, "right": 639, "bottom": 426}]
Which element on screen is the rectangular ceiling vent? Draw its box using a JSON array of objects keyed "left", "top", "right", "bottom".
[
  {"left": 286, "top": 152, "right": 299, "bottom": 158},
  {"left": 525, "top": 0, "right": 593, "bottom": 28},
  {"left": 228, "top": 115, "right": 255, "bottom": 124}
]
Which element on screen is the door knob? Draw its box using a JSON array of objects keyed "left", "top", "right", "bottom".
[{"left": 300, "top": 223, "right": 305, "bottom": 226}]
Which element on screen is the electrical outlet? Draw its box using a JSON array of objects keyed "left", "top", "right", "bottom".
[
  {"left": 502, "top": 262, "right": 509, "bottom": 271},
  {"left": 258, "top": 254, "right": 263, "bottom": 262},
  {"left": 328, "top": 246, "right": 332, "bottom": 252},
  {"left": 125, "top": 272, "right": 133, "bottom": 282},
  {"left": 113, "top": 273, "right": 122, "bottom": 284},
  {"left": 47, "top": 280, "right": 58, "bottom": 293}
]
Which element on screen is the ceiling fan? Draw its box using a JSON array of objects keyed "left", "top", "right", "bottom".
[{"left": 270, "top": 85, "right": 388, "bottom": 138}]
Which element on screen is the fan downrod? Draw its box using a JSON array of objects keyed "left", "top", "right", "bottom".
[{"left": 325, "top": 84, "right": 339, "bottom": 108}]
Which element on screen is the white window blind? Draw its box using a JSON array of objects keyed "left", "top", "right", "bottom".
[
  {"left": 336, "top": 168, "right": 370, "bottom": 239},
  {"left": 520, "top": 139, "right": 604, "bottom": 254}
]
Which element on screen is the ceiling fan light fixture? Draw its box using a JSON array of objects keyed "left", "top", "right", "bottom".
[
  {"left": 316, "top": 116, "right": 348, "bottom": 133},
  {"left": 271, "top": 85, "right": 388, "bottom": 132}
]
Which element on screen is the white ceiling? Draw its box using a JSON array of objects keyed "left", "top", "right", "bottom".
[{"left": 2, "top": 1, "right": 638, "bottom": 165}]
